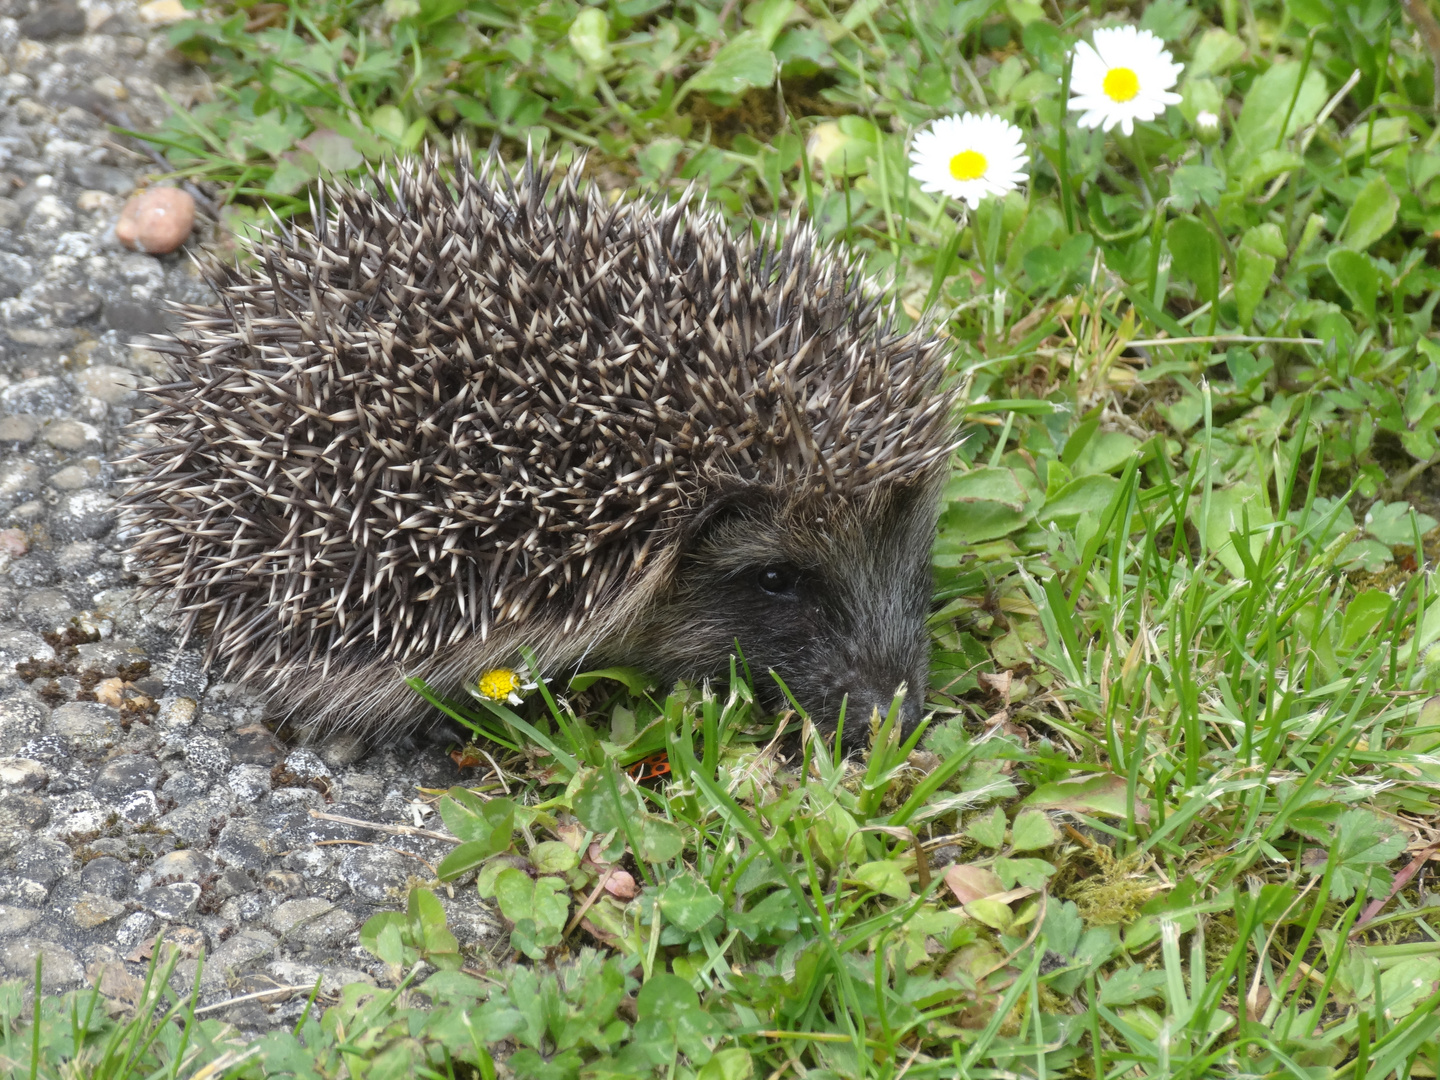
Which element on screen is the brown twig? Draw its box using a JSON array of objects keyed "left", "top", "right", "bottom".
[
  {"left": 309, "top": 808, "right": 458, "bottom": 844},
  {"left": 858, "top": 825, "right": 930, "bottom": 890},
  {"left": 564, "top": 868, "right": 617, "bottom": 939},
  {"left": 1063, "top": 823, "right": 1101, "bottom": 848},
  {"left": 1350, "top": 841, "right": 1440, "bottom": 935},
  {"left": 192, "top": 983, "right": 318, "bottom": 1016}
]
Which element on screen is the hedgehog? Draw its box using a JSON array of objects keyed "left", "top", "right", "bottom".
[{"left": 119, "top": 150, "right": 957, "bottom": 754}]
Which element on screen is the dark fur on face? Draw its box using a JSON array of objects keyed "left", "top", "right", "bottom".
[{"left": 618, "top": 469, "right": 945, "bottom": 754}]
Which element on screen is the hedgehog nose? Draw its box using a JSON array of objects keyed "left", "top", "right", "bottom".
[{"left": 838, "top": 682, "right": 920, "bottom": 742}]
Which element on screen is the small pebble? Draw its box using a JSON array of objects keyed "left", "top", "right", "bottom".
[
  {"left": 116, "top": 188, "right": 195, "bottom": 255},
  {"left": 90, "top": 74, "right": 128, "bottom": 101},
  {"left": 77, "top": 191, "right": 117, "bottom": 213},
  {"left": 0, "top": 529, "right": 28, "bottom": 558},
  {"left": 94, "top": 677, "right": 125, "bottom": 708},
  {"left": 74, "top": 365, "right": 140, "bottom": 405},
  {"left": 48, "top": 466, "right": 92, "bottom": 492},
  {"left": 158, "top": 697, "right": 197, "bottom": 728},
  {"left": 138, "top": 0, "right": 189, "bottom": 25},
  {"left": 0, "top": 758, "right": 46, "bottom": 790},
  {"left": 0, "top": 416, "right": 38, "bottom": 444},
  {"left": 42, "top": 419, "right": 98, "bottom": 452}
]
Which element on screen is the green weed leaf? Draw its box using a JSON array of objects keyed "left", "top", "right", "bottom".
[
  {"left": 1365, "top": 501, "right": 1437, "bottom": 546},
  {"left": 530, "top": 840, "right": 580, "bottom": 874},
  {"left": 628, "top": 974, "right": 722, "bottom": 1067},
  {"left": 659, "top": 874, "right": 723, "bottom": 932},
  {"left": 1342, "top": 176, "right": 1399, "bottom": 251},
  {"left": 572, "top": 765, "right": 644, "bottom": 834},
  {"left": 1039, "top": 474, "right": 1120, "bottom": 527},
  {"left": 1234, "top": 61, "right": 1327, "bottom": 160},
  {"left": 569, "top": 666, "right": 654, "bottom": 694},
  {"left": 697, "top": 1047, "right": 756, "bottom": 1080},
  {"left": 1340, "top": 589, "right": 1393, "bottom": 650},
  {"left": 851, "top": 860, "right": 912, "bottom": 900},
  {"left": 299, "top": 129, "right": 363, "bottom": 173},
  {"left": 1010, "top": 809, "right": 1059, "bottom": 851},
  {"left": 1100, "top": 964, "right": 1168, "bottom": 1006},
  {"left": 1166, "top": 216, "right": 1220, "bottom": 306},
  {"left": 966, "top": 805, "right": 1008, "bottom": 848},
  {"left": 993, "top": 857, "right": 1056, "bottom": 890},
  {"left": 1327, "top": 249, "right": 1382, "bottom": 323},
  {"left": 940, "top": 466, "right": 1042, "bottom": 542},
  {"left": 635, "top": 814, "right": 685, "bottom": 863},
  {"left": 730, "top": 889, "right": 799, "bottom": 941},
  {"left": 568, "top": 8, "right": 611, "bottom": 69},
  {"left": 496, "top": 871, "right": 570, "bottom": 959},
  {"left": 1138, "top": 0, "right": 1197, "bottom": 39},
  {"left": 437, "top": 791, "right": 515, "bottom": 879},
  {"left": 408, "top": 887, "right": 461, "bottom": 970},
  {"left": 1323, "top": 809, "right": 1406, "bottom": 901},
  {"left": 1026, "top": 773, "right": 1138, "bottom": 819},
  {"left": 359, "top": 911, "right": 410, "bottom": 967},
  {"left": 1188, "top": 28, "right": 1246, "bottom": 76},
  {"left": 1169, "top": 164, "right": 1224, "bottom": 211},
  {"left": 684, "top": 35, "right": 776, "bottom": 95}
]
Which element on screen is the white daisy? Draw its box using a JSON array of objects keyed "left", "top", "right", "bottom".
[
  {"left": 1068, "top": 26, "right": 1183, "bottom": 136},
  {"left": 908, "top": 113, "right": 1028, "bottom": 210}
]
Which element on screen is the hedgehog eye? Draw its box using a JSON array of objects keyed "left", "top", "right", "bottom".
[{"left": 756, "top": 566, "right": 799, "bottom": 595}]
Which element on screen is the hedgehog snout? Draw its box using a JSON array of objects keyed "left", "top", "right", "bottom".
[
  {"left": 803, "top": 628, "right": 930, "bottom": 756},
  {"left": 831, "top": 681, "right": 923, "bottom": 750},
  {"left": 632, "top": 503, "right": 938, "bottom": 755}
]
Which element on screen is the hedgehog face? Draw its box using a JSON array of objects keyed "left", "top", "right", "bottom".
[{"left": 632, "top": 475, "right": 944, "bottom": 754}]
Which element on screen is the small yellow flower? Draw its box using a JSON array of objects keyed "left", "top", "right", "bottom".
[
  {"left": 1068, "top": 26, "right": 1183, "bottom": 136},
  {"left": 908, "top": 113, "right": 1028, "bottom": 210},
  {"left": 471, "top": 665, "right": 536, "bottom": 706}
]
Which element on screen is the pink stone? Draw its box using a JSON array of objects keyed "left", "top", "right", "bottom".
[
  {"left": 0, "top": 528, "right": 28, "bottom": 558},
  {"left": 116, "top": 187, "right": 195, "bottom": 254},
  {"left": 602, "top": 869, "right": 637, "bottom": 899}
]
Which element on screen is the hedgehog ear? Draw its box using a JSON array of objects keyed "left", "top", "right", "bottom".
[{"left": 683, "top": 487, "right": 773, "bottom": 549}]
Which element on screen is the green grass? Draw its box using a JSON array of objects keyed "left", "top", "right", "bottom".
[{"left": 7, "top": 0, "right": 1440, "bottom": 1075}]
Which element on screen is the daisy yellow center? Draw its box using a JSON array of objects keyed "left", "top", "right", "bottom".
[
  {"left": 1102, "top": 67, "right": 1140, "bottom": 103},
  {"left": 477, "top": 668, "right": 520, "bottom": 700},
  {"left": 948, "top": 149, "right": 987, "bottom": 181}
]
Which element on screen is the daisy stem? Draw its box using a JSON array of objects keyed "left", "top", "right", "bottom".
[
  {"left": 980, "top": 200, "right": 1004, "bottom": 349},
  {"left": 1145, "top": 202, "right": 1167, "bottom": 308},
  {"left": 782, "top": 86, "right": 816, "bottom": 225},
  {"left": 981, "top": 199, "right": 1003, "bottom": 288},
  {"left": 922, "top": 218, "right": 964, "bottom": 317},
  {"left": 1058, "top": 51, "right": 1076, "bottom": 234},
  {"left": 871, "top": 113, "right": 900, "bottom": 264},
  {"left": 1120, "top": 133, "right": 1155, "bottom": 209},
  {"left": 1364, "top": 26, "right": 1392, "bottom": 171},
  {"left": 1276, "top": 31, "right": 1318, "bottom": 152}
]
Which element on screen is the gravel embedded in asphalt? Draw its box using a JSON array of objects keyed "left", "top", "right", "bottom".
[{"left": 0, "top": 0, "right": 504, "bottom": 1029}]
